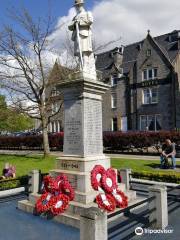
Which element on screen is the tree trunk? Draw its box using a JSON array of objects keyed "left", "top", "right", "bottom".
[{"left": 42, "top": 116, "right": 50, "bottom": 157}]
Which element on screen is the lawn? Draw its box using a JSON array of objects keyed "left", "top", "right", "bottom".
[
  {"left": 111, "top": 158, "right": 180, "bottom": 183},
  {"left": 0, "top": 154, "right": 179, "bottom": 179},
  {"left": 0, "top": 155, "right": 56, "bottom": 177},
  {"left": 111, "top": 158, "right": 180, "bottom": 174}
]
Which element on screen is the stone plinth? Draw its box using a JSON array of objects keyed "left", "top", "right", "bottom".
[
  {"left": 58, "top": 71, "right": 109, "bottom": 157},
  {"left": 55, "top": 72, "right": 111, "bottom": 205},
  {"left": 50, "top": 155, "right": 110, "bottom": 204}
]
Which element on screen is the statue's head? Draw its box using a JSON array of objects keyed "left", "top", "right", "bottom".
[{"left": 74, "top": 0, "right": 84, "bottom": 6}]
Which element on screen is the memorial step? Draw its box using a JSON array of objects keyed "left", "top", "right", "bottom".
[
  {"left": 18, "top": 199, "right": 80, "bottom": 228},
  {"left": 107, "top": 196, "right": 147, "bottom": 223},
  {"left": 18, "top": 194, "right": 141, "bottom": 229}
]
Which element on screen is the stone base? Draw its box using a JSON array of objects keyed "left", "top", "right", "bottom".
[
  {"left": 18, "top": 154, "right": 138, "bottom": 228},
  {"left": 18, "top": 183, "right": 137, "bottom": 229},
  {"left": 49, "top": 155, "right": 110, "bottom": 204}
]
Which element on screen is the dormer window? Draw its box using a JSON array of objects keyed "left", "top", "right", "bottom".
[
  {"left": 137, "top": 43, "right": 142, "bottom": 51},
  {"left": 146, "top": 49, "right": 151, "bottom": 57}
]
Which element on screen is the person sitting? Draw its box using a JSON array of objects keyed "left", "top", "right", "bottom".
[
  {"left": 160, "top": 139, "right": 176, "bottom": 169},
  {"left": 0, "top": 163, "right": 16, "bottom": 180}
]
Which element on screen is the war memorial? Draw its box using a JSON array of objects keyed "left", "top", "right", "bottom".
[{"left": 17, "top": 1, "right": 171, "bottom": 240}]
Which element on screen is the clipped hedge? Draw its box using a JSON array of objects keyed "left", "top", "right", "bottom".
[
  {"left": 132, "top": 171, "right": 180, "bottom": 184},
  {"left": 0, "top": 175, "right": 29, "bottom": 191},
  {"left": 0, "top": 132, "right": 64, "bottom": 150},
  {"left": 103, "top": 131, "right": 180, "bottom": 152},
  {"left": 0, "top": 131, "right": 180, "bottom": 151}
]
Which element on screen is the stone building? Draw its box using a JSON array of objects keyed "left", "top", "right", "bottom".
[{"left": 96, "top": 30, "right": 180, "bottom": 131}]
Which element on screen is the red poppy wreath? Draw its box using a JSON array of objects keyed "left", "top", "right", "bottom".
[
  {"left": 91, "top": 165, "right": 106, "bottom": 190},
  {"left": 51, "top": 194, "right": 70, "bottom": 215},
  {"left": 101, "top": 168, "right": 117, "bottom": 193},
  {"left": 96, "top": 193, "right": 116, "bottom": 212},
  {"left": 42, "top": 175, "right": 58, "bottom": 194},
  {"left": 112, "top": 189, "right": 128, "bottom": 208},
  {"left": 35, "top": 192, "right": 55, "bottom": 213},
  {"left": 90, "top": 165, "right": 128, "bottom": 212}
]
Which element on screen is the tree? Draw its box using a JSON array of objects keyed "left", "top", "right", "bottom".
[
  {"left": 0, "top": 94, "right": 33, "bottom": 133},
  {"left": 0, "top": 95, "right": 9, "bottom": 131},
  {"left": 0, "top": 8, "right": 65, "bottom": 156}
]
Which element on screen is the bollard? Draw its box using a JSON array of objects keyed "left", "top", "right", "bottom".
[
  {"left": 28, "top": 170, "right": 40, "bottom": 193},
  {"left": 120, "top": 169, "right": 131, "bottom": 190},
  {"left": 80, "top": 207, "right": 107, "bottom": 240},
  {"left": 148, "top": 185, "right": 168, "bottom": 229}
]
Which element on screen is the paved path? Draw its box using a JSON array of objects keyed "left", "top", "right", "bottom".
[
  {"left": 0, "top": 197, "right": 79, "bottom": 240},
  {"left": 109, "top": 192, "right": 180, "bottom": 240},
  {"left": 0, "top": 191, "right": 179, "bottom": 240},
  {"left": 107, "top": 153, "right": 180, "bottom": 161},
  {"left": 0, "top": 150, "right": 180, "bottom": 161}
]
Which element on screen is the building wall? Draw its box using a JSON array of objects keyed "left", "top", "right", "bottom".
[
  {"left": 173, "top": 53, "right": 180, "bottom": 128},
  {"left": 129, "top": 36, "right": 174, "bottom": 130},
  {"left": 102, "top": 78, "right": 127, "bottom": 131}
]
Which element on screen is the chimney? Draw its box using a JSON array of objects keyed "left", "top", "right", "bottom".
[{"left": 112, "top": 46, "right": 123, "bottom": 67}]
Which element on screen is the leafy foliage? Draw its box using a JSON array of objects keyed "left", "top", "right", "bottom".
[{"left": 0, "top": 95, "right": 34, "bottom": 132}]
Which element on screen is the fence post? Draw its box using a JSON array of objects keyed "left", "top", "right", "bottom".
[
  {"left": 120, "top": 168, "right": 131, "bottom": 190},
  {"left": 148, "top": 185, "right": 168, "bottom": 229},
  {"left": 28, "top": 170, "right": 40, "bottom": 193},
  {"left": 80, "top": 207, "right": 107, "bottom": 240}
]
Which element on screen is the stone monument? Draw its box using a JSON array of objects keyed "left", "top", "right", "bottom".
[
  {"left": 48, "top": 0, "right": 111, "bottom": 225},
  {"left": 18, "top": 0, "right": 136, "bottom": 228},
  {"left": 52, "top": 0, "right": 111, "bottom": 207}
]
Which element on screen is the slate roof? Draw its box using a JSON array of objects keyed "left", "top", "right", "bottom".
[{"left": 96, "top": 30, "right": 180, "bottom": 75}]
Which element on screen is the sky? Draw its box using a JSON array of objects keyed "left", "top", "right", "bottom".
[
  {"left": 0, "top": 0, "right": 180, "bottom": 52},
  {"left": 0, "top": 0, "right": 180, "bottom": 50}
]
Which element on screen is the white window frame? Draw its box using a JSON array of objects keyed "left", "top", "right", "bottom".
[
  {"left": 146, "top": 49, "right": 151, "bottom": 57},
  {"left": 52, "top": 102, "right": 59, "bottom": 114},
  {"left": 111, "top": 94, "right": 117, "bottom": 109},
  {"left": 140, "top": 114, "right": 161, "bottom": 131},
  {"left": 142, "top": 68, "right": 158, "bottom": 81},
  {"left": 142, "top": 88, "right": 158, "bottom": 105}
]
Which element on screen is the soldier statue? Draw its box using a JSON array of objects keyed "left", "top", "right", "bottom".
[{"left": 68, "top": 0, "right": 96, "bottom": 76}]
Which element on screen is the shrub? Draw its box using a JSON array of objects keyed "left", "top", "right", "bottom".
[
  {"left": 132, "top": 171, "right": 180, "bottom": 184},
  {"left": 103, "top": 131, "right": 180, "bottom": 152},
  {"left": 0, "top": 175, "right": 29, "bottom": 191},
  {"left": 0, "top": 131, "right": 180, "bottom": 151},
  {"left": 0, "top": 132, "right": 64, "bottom": 150}
]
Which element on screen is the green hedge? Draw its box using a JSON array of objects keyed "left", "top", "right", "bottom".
[
  {"left": 132, "top": 171, "right": 180, "bottom": 183},
  {"left": 0, "top": 175, "right": 29, "bottom": 191}
]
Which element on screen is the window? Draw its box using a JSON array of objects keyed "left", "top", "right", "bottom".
[
  {"left": 111, "top": 75, "right": 118, "bottom": 86},
  {"left": 51, "top": 87, "right": 60, "bottom": 97},
  {"left": 112, "top": 118, "right": 118, "bottom": 131},
  {"left": 52, "top": 103, "right": 59, "bottom": 114},
  {"left": 146, "top": 49, "right": 151, "bottom": 57},
  {"left": 140, "top": 115, "right": 162, "bottom": 131},
  {"left": 142, "top": 68, "right": 158, "bottom": 81},
  {"left": 121, "top": 117, "right": 127, "bottom": 131},
  {"left": 143, "top": 88, "right": 158, "bottom": 104},
  {"left": 111, "top": 94, "right": 117, "bottom": 108}
]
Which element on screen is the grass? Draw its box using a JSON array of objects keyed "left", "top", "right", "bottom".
[
  {"left": 0, "top": 154, "right": 56, "bottom": 177},
  {"left": 0, "top": 154, "right": 179, "bottom": 178},
  {"left": 111, "top": 158, "right": 180, "bottom": 176}
]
